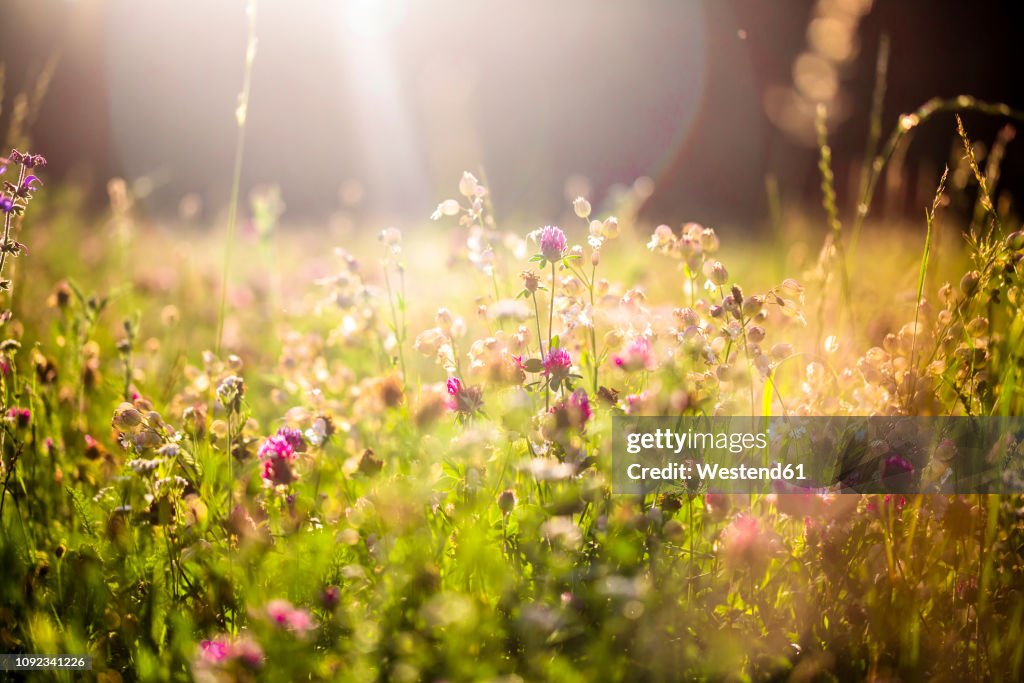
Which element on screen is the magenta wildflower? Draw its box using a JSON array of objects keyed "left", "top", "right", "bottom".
[
  {"left": 5, "top": 406, "right": 30, "bottom": 428},
  {"left": 446, "top": 376, "right": 484, "bottom": 418},
  {"left": 233, "top": 639, "right": 265, "bottom": 669},
  {"left": 267, "top": 599, "right": 292, "bottom": 627},
  {"left": 547, "top": 388, "right": 592, "bottom": 434},
  {"left": 542, "top": 347, "right": 572, "bottom": 381},
  {"left": 275, "top": 427, "right": 307, "bottom": 453},
  {"left": 265, "top": 599, "right": 318, "bottom": 634},
  {"left": 194, "top": 636, "right": 264, "bottom": 673},
  {"left": 719, "top": 513, "right": 776, "bottom": 570},
  {"left": 258, "top": 433, "right": 297, "bottom": 462},
  {"left": 613, "top": 336, "right": 654, "bottom": 372},
  {"left": 538, "top": 225, "right": 567, "bottom": 263},
  {"left": 258, "top": 432, "right": 299, "bottom": 486},
  {"left": 569, "top": 388, "right": 591, "bottom": 423},
  {"left": 199, "top": 639, "right": 230, "bottom": 664},
  {"left": 881, "top": 453, "right": 914, "bottom": 492},
  {"left": 321, "top": 585, "right": 341, "bottom": 610}
]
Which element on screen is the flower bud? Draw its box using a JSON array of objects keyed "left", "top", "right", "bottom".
[
  {"left": 742, "top": 295, "right": 763, "bottom": 318},
  {"left": 435, "top": 308, "right": 454, "bottom": 333},
  {"left": 780, "top": 279, "right": 804, "bottom": 297},
  {"left": 960, "top": 270, "right": 981, "bottom": 296},
  {"left": 497, "top": 488, "right": 517, "bottom": 515},
  {"left": 602, "top": 217, "right": 620, "bottom": 238},
  {"left": 573, "top": 196, "right": 591, "bottom": 219},
  {"left": 459, "top": 172, "right": 479, "bottom": 198},
  {"left": 704, "top": 260, "right": 728, "bottom": 286},
  {"left": 521, "top": 270, "right": 541, "bottom": 294},
  {"left": 112, "top": 402, "right": 144, "bottom": 430},
  {"left": 1006, "top": 231, "right": 1024, "bottom": 251},
  {"left": 700, "top": 227, "right": 719, "bottom": 253},
  {"left": 966, "top": 316, "right": 988, "bottom": 336}
]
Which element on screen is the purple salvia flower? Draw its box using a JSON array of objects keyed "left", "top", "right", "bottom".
[{"left": 21, "top": 175, "right": 41, "bottom": 193}]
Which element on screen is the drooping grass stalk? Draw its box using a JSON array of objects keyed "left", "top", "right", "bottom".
[
  {"left": 214, "top": 0, "right": 258, "bottom": 358},
  {"left": 956, "top": 114, "right": 1002, "bottom": 235},
  {"left": 850, "top": 96, "right": 1024, "bottom": 257},
  {"left": 974, "top": 124, "right": 1014, "bottom": 230}
]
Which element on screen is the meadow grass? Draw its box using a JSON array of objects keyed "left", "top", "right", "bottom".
[{"left": 4, "top": 53, "right": 1024, "bottom": 683}]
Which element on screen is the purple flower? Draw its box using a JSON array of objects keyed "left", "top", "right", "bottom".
[
  {"left": 613, "top": 337, "right": 654, "bottom": 372},
  {"left": 881, "top": 453, "right": 914, "bottom": 492},
  {"left": 233, "top": 638, "right": 264, "bottom": 669},
  {"left": 321, "top": 585, "right": 341, "bottom": 610},
  {"left": 538, "top": 225, "right": 567, "bottom": 263},
  {"left": 267, "top": 599, "right": 292, "bottom": 626},
  {"left": 569, "top": 388, "right": 592, "bottom": 424},
  {"left": 0, "top": 197, "right": 13, "bottom": 213},
  {"left": 199, "top": 639, "right": 230, "bottom": 664},
  {"left": 261, "top": 457, "right": 294, "bottom": 486},
  {"left": 195, "top": 636, "right": 263, "bottom": 672},
  {"left": 275, "top": 427, "right": 307, "bottom": 453},
  {"left": 265, "top": 599, "right": 318, "bottom": 634},
  {"left": 258, "top": 434, "right": 296, "bottom": 463},
  {"left": 542, "top": 347, "right": 572, "bottom": 380},
  {"left": 446, "top": 376, "right": 484, "bottom": 417},
  {"left": 6, "top": 407, "right": 30, "bottom": 428},
  {"left": 548, "top": 388, "right": 592, "bottom": 431},
  {"left": 21, "top": 175, "right": 42, "bottom": 194},
  {"left": 259, "top": 432, "right": 299, "bottom": 486},
  {"left": 8, "top": 150, "right": 46, "bottom": 169}
]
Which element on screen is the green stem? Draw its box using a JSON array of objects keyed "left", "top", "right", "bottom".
[
  {"left": 546, "top": 261, "right": 557, "bottom": 410},
  {"left": 0, "top": 165, "right": 27, "bottom": 294},
  {"left": 215, "top": 0, "right": 258, "bottom": 357}
]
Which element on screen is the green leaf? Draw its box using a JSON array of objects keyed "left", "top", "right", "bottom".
[{"left": 523, "top": 358, "right": 544, "bottom": 373}]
